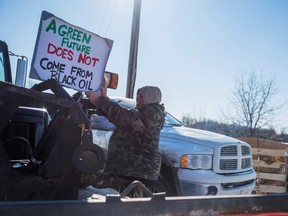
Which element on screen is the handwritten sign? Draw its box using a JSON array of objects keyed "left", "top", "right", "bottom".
[{"left": 30, "top": 11, "right": 113, "bottom": 91}]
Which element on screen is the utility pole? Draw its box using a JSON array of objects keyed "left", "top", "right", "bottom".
[{"left": 126, "top": 0, "right": 141, "bottom": 98}]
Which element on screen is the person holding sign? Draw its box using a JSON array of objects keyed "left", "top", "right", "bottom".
[{"left": 84, "top": 81, "right": 166, "bottom": 193}]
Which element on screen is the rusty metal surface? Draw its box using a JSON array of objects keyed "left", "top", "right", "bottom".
[{"left": 1, "top": 193, "right": 288, "bottom": 216}]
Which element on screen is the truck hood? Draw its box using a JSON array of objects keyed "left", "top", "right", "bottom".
[
  {"left": 161, "top": 125, "right": 243, "bottom": 147},
  {"left": 159, "top": 125, "right": 245, "bottom": 165}
]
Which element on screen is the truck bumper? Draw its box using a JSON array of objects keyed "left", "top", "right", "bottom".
[{"left": 177, "top": 169, "right": 256, "bottom": 196}]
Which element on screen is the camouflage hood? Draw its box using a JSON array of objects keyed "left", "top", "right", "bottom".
[{"left": 137, "top": 86, "right": 162, "bottom": 105}]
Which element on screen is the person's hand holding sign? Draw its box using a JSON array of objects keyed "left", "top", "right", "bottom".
[{"left": 86, "top": 77, "right": 108, "bottom": 105}]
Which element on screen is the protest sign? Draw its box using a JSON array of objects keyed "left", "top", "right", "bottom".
[{"left": 30, "top": 11, "right": 113, "bottom": 92}]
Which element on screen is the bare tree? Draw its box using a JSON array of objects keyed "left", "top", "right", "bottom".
[{"left": 224, "top": 71, "right": 283, "bottom": 137}]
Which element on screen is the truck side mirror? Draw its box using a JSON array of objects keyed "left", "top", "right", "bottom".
[{"left": 104, "top": 71, "right": 118, "bottom": 89}]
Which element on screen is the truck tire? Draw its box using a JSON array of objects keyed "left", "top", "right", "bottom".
[{"left": 153, "top": 165, "right": 177, "bottom": 196}]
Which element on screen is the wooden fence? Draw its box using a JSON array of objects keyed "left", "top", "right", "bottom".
[{"left": 239, "top": 137, "right": 288, "bottom": 194}]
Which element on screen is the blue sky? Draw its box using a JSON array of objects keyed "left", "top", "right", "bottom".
[{"left": 1, "top": 0, "right": 288, "bottom": 132}]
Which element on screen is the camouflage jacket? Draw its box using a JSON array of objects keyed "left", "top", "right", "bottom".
[{"left": 94, "top": 96, "right": 166, "bottom": 181}]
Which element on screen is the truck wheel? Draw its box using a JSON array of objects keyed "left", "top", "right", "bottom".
[{"left": 153, "top": 166, "right": 177, "bottom": 196}]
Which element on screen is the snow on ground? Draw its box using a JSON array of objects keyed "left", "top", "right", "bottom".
[{"left": 78, "top": 186, "right": 119, "bottom": 201}]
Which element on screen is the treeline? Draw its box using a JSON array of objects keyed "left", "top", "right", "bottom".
[{"left": 182, "top": 116, "right": 288, "bottom": 142}]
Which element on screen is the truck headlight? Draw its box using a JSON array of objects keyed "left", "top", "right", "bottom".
[{"left": 180, "top": 154, "right": 212, "bottom": 170}]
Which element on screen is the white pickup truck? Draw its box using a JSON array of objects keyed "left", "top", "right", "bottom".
[{"left": 91, "top": 97, "right": 256, "bottom": 196}]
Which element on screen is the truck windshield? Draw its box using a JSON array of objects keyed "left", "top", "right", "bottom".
[
  {"left": 114, "top": 97, "right": 183, "bottom": 127},
  {"left": 164, "top": 113, "right": 183, "bottom": 127}
]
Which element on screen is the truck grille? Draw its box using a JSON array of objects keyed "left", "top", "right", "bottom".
[
  {"left": 0, "top": 123, "right": 32, "bottom": 160},
  {"left": 214, "top": 144, "right": 252, "bottom": 173}
]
